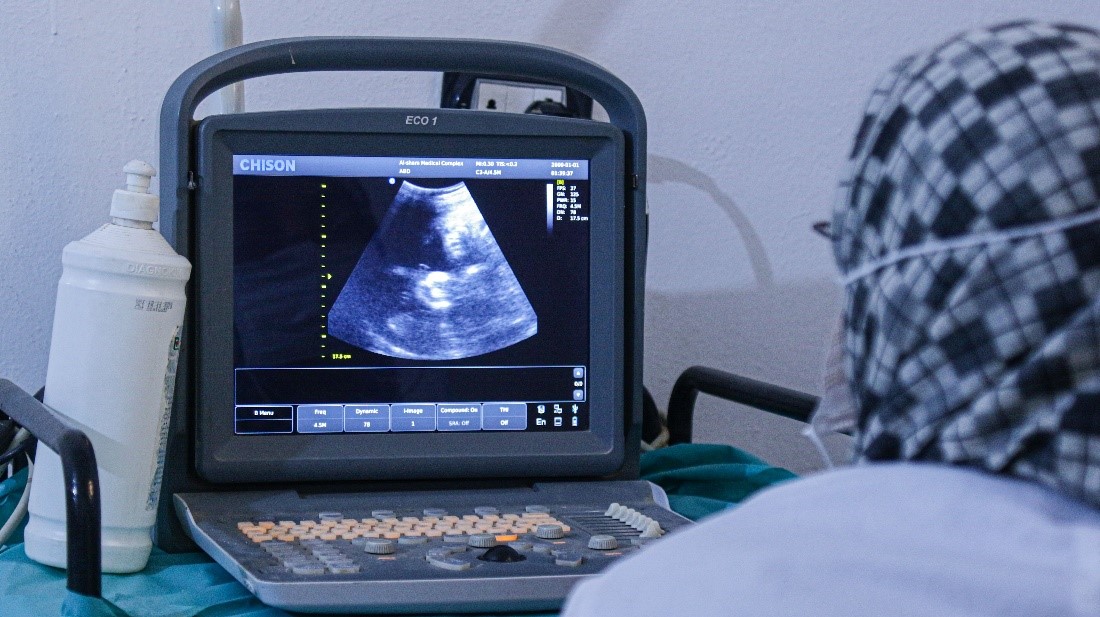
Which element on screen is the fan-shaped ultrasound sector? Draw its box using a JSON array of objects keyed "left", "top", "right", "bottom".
[{"left": 329, "top": 181, "right": 538, "bottom": 360}]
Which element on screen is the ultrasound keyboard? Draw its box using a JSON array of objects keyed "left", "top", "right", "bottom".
[{"left": 175, "top": 480, "right": 692, "bottom": 613}]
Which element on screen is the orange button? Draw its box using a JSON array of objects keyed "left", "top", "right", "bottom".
[{"left": 495, "top": 534, "right": 519, "bottom": 542}]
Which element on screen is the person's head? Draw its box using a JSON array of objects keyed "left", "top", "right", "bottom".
[{"left": 832, "top": 21, "right": 1100, "bottom": 504}]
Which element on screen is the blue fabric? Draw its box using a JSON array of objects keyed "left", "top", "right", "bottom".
[
  {"left": 0, "top": 545, "right": 293, "bottom": 617},
  {"left": 0, "top": 444, "right": 793, "bottom": 616},
  {"left": 60, "top": 594, "right": 129, "bottom": 617}
]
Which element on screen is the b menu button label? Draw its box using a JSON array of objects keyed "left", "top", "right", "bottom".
[{"left": 234, "top": 405, "right": 293, "bottom": 435}]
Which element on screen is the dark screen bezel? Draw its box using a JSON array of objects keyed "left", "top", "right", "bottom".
[{"left": 193, "top": 109, "right": 625, "bottom": 483}]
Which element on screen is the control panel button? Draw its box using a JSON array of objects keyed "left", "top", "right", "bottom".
[
  {"left": 554, "top": 551, "right": 585, "bottom": 567},
  {"left": 467, "top": 534, "right": 498, "bottom": 548},
  {"left": 427, "top": 547, "right": 455, "bottom": 559},
  {"left": 236, "top": 406, "right": 293, "bottom": 420},
  {"left": 482, "top": 403, "right": 528, "bottom": 430},
  {"left": 296, "top": 405, "right": 345, "bottom": 433},
  {"left": 477, "top": 545, "right": 526, "bottom": 563},
  {"left": 535, "top": 524, "right": 565, "bottom": 539},
  {"left": 482, "top": 402, "right": 527, "bottom": 416},
  {"left": 289, "top": 563, "right": 326, "bottom": 575},
  {"left": 343, "top": 405, "right": 390, "bottom": 432},
  {"left": 640, "top": 520, "right": 664, "bottom": 538},
  {"left": 588, "top": 534, "right": 618, "bottom": 550},
  {"left": 363, "top": 539, "right": 396, "bottom": 555},
  {"left": 390, "top": 404, "right": 438, "bottom": 432},
  {"left": 482, "top": 415, "right": 527, "bottom": 430},
  {"left": 437, "top": 404, "right": 482, "bottom": 431},
  {"left": 427, "top": 555, "right": 472, "bottom": 571},
  {"left": 235, "top": 406, "right": 294, "bottom": 434}
]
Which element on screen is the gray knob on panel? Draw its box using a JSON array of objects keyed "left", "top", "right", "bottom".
[
  {"left": 535, "top": 524, "right": 565, "bottom": 539},
  {"left": 588, "top": 534, "right": 618, "bottom": 550},
  {"left": 468, "top": 533, "right": 498, "bottom": 548},
  {"left": 363, "top": 539, "right": 396, "bottom": 555}
]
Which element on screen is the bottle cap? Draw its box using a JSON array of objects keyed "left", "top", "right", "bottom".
[{"left": 110, "top": 160, "right": 159, "bottom": 223}]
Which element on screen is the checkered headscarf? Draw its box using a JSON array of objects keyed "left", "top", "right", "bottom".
[{"left": 833, "top": 21, "right": 1100, "bottom": 506}]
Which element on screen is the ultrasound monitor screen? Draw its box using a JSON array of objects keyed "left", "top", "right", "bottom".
[{"left": 232, "top": 155, "right": 592, "bottom": 436}]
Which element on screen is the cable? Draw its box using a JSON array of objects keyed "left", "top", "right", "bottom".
[
  {"left": 0, "top": 418, "right": 16, "bottom": 452},
  {"left": 0, "top": 428, "right": 32, "bottom": 549},
  {"left": 1, "top": 393, "right": 38, "bottom": 549},
  {"left": 0, "top": 453, "right": 32, "bottom": 548},
  {"left": 641, "top": 425, "right": 670, "bottom": 452},
  {"left": 0, "top": 428, "right": 32, "bottom": 468}
]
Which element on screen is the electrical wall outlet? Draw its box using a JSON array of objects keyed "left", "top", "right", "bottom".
[{"left": 471, "top": 79, "right": 567, "bottom": 114}]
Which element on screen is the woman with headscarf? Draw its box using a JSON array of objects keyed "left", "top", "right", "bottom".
[{"left": 564, "top": 22, "right": 1100, "bottom": 616}]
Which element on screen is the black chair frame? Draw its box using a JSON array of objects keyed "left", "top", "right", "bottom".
[
  {"left": 666, "top": 366, "right": 820, "bottom": 445},
  {"left": 0, "top": 379, "right": 102, "bottom": 599}
]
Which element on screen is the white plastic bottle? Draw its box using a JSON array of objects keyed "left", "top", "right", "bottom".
[{"left": 25, "top": 160, "right": 191, "bottom": 573}]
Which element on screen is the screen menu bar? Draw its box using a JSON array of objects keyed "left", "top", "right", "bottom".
[
  {"left": 234, "top": 401, "right": 588, "bottom": 435},
  {"left": 233, "top": 155, "right": 589, "bottom": 180}
]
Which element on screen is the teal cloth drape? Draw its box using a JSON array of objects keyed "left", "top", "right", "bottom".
[{"left": 641, "top": 444, "right": 797, "bottom": 520}]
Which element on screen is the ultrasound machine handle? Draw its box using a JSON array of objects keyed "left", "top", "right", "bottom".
[
  {"left": 159, "top": 36, "right": 647, "bottom": 249},
  {"left": 157, "top": 38, "right": 650, "bottom": 486}
]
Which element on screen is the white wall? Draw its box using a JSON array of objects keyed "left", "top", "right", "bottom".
[{"left": 1, "top": 1, "right": 1096, "bottom": 472}]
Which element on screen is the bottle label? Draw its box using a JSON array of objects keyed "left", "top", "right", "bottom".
[
  {"left": 146, "top": 325, "right": 182, "bottom": 512},
  {"left": 133, "top": 298, "right": 177, "bottom": 313}
]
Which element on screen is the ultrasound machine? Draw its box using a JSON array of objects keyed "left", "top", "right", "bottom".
[{"left": 154, "top": 37, "right": 691, "bottom": 613}]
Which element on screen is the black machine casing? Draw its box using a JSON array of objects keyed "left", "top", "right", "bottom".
[{"left": 155, "top": 37, "right": 648, "bottom": 553}]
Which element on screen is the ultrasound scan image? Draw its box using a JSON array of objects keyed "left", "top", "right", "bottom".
[{"left": 329, "top": 181, "right": 538, "bottom": 360}]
